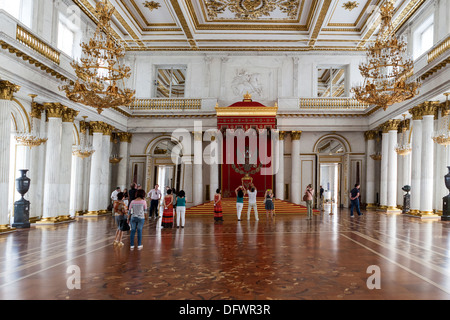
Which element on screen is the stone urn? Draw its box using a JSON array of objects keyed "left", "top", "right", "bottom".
[
  {"left": 12, "top": 169, "right": 30, "bottom": 228},
  {"left": 442, "top": 167, "right": 450, "bottom": 221},
  {"left": 16, "top": 169, "right": 30, "bottom": 199},
  {"left": 402, "top": 185, "right": 410, "bottom": 214}
]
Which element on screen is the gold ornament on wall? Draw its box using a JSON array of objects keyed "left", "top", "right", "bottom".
[
  {"left": 143, "top": 1, "right": 161, "bottom": 11},
  {"left": 342, "top": 1, "right": 359, "bottom": 11},
  {"left": 351, "top": 1, "right": 420, "bottom": 111},
  {"left": 60, "top": 0, "right": 135, "bottom": 114}
]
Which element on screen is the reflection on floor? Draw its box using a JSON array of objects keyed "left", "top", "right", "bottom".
[{"left": 1, "top": 206, "right": 450, "bottom": 300}]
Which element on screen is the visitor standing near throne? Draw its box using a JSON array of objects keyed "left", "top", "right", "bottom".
[
  {"left": 247, "top": 184, "right": 259, "bottom": 221},
  {"left": 235, "top": 185, "right": 246, "bottom": 221}
]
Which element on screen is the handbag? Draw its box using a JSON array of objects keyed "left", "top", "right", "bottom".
[
  {"left": 121, "top": 220, "right": 130, "bottom": 232},
  {"left": 303, "top": 194, "right": 308, "bottom": 201}
]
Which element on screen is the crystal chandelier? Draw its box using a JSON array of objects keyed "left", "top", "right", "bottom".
[
  {"left": 15, "top": 94, "right": 48, "bottom": 148},
  {"left": 60, "top": 0, "right": 135, "bottom": 114},
  {"left": 73, "top": 116, "right": 95, "bottom": 158},
  {"left": 351, "top": 1, "right": 420, "bottom": 111},
  {"left": 432, "top": 93, "right": 450, "bottom": 145},
  {"left": 395, "top": 114, "right": 412, "bottom": 156}
]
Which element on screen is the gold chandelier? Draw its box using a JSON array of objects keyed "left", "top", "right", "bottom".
[
  {"left": 15, "top": 94, "right": 48, "bottom": 148},
  {"left": 395, "top": 114, "right": 412, "bottom": 156},
  {"left": 351, "top": 1, "right": 420, "bottom": 111},
  {"left": 432, "top": 93, "right": 450, "bottom": 145},
  {"left": 60, "top": 0, "right": 135, "bottom": 114}
]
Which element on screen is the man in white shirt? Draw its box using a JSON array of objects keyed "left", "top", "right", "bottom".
[
  {"left": 111, "top": 187, "right": 121, "bottom": 201},
  {"left": 247, "top": 184, "right": 259, "bottom": 221},
  {"left": 148, "top": 184, "right": 162, "bottom": 219}
]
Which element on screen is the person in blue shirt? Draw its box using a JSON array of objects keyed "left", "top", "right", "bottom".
[
  {"left": 235, "top": 185, "right": 246, "bottom": 221},
  {"left": 176, "top": 190, "right": 186, "bottom": 228},
  {"left": 350, "top": 184, "right": 363, "bottom": 217}
]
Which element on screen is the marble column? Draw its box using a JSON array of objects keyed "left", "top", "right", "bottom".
[
  {"left": 364, "top": 130, "right": 378, "bottom": 209},
  {"left": 398, "top": 119, "right": 412, "bottom": 207},
  {"left": 101, "top": 124, "right": 113, "bottom": 213},
  {"left": 290, "top": 131, "right": 302, "bottom": 205},
  {"left": 0, "top": 80, "right": 20, "bottom": 233},
  {"left": 419, "top": 102, "right": 439, "bottom": 217},
  {"left": 276, "top": 131, "right": 285, "bottom": 200},
  {"left": 28, "top": 101, "right": 45, "bottom": 222},
  {"left": 38, "top": 103, "right": 64, "bottom": 224},
  {"left": 209, "top": 134, "right": 219, "bottom": 201},
  {"left": 386, "top": 120, "right": 401, "bottom": 212},
  {"left": 116, "top": 132, "right": 132, "bottom": 191},
  {"left": 409, "top": 106, "right": 423, "bottom": 215},
  {"left": 193, "top": 131, "right": 203, "bottom": 206},
  {"left": 378, "top": 130, "right": 389, "bottom": 210},
  {"left": 87, "top": 121, "right": 104, "bottom": 215},
  {"left": 59, "top": 107, "right": 78, "bottom": 221},
  {"left": 436, "top": 103, "right": 450, "bottom": 214}
]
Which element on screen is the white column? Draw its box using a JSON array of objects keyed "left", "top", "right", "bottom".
[
  {"left": 73, "top": 155, "right": 84, "bottom": 215},
  {"left": 387, "top": 122, "right": 401, "bottom": 211},
  {"left": 117, "top": 132, "right": 131, "bottom": 191},
  {"left": 87, "top": 122, "right": 104, "bottom": 215},
  {"left": 209, "top": 134, "right": 219, "bottom": 201},
  {"left": 28, "top": 104, "right": 44, "bottom": 221},
  {"left": 193, "top": 131, "right": 203, "bottom": 206},
  {"left": 39, "top": 103, "right": 63, "bottom": 224},
  {"left": 364, "top": 131, "right": 377, "bottom": 209},
  {"left": 0, "top": 81, "right": 19, "bottom": 232},
  {"left": 290, "top": 131, "right": 301, "bottom": 205},
  {"left": 276, "top": 131, "right": 285, "bottom": 200},
  {"left": 379, "top": 131, "right": 389, "bottom": 209},
  {"left": 101, "top": 127, "right": 112, "bottom": 212},
  {"left": 59, "top": 108, "right": 78, "bottom": 221},
  {"left": 419, "top": 103, "right": 439, "bottom": 216},
  {"left": 409, "top": 111, "right": 422, "bottom": 214}
]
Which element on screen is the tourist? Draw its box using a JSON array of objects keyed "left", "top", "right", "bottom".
[
  {"left": 128, "top": 189, "right": 147, "bottom": 250},
  {"left": 319, "top": 185, "right": 324, "bottom": 211},
  {"left": 162, "top": 189, "right": 174, "bottom": 228},
  {"left": 176, "top": 190, "right": 186, "bottom": 228},
  {"left": 350, "top": 184, "right": 363, "bottom": 217},
  {"left": 246, "top": 184, "right": 259, "bottom": 221},
  {"left": 113, "top": 192, "right": 128, "bottom": 247},
  {"left": 111, "top": 187, "right": 121, "bottom": 202},
  {"left": 214, "top": 189, "right": 223, "bottom": 222},
  {"left": 148, "top": 184, "right": 162, "bottom": 220},
  {"left": 172, "top": 188, "right": 177, "bottom": 218},
  {"left": 304, "top": 184, "right": 314, "bottom": 220},
  {"left": 264, "top": 189, "right": 274, "bottom": 220},
  {"left": 128, "top": 182, "right": 137, "bottom": 203},
  {"left": 235, "top": 185, "right": 246, "bottom": 221},
  {"left": 123, "top": 188, "right": 129, "bottom": 207}
]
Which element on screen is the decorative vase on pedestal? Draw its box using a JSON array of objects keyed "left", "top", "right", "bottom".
[
  {"left": 12, "top": 169, "right": 31, "bottom": 228},
  {"left": 402, "top": 185, "right": 411, "bottom": 214},
  {"left": 442, "top": 167, "right": 450, "bottom": 221}
]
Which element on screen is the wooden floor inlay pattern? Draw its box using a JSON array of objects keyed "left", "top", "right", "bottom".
[{"left": 1, "top": 206, "right": 450, "bottom": 300}]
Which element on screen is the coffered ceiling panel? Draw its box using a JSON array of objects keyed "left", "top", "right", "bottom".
[{"left": 74, "top": 0, "right": 427, "bottom": 51}]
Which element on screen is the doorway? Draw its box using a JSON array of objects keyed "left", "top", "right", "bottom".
[
  {"left": 319, "top": 163, "right": 340, "bottom": 212},
  {"left": 155, "top": 165, "right": 175, "bottom": 193}
]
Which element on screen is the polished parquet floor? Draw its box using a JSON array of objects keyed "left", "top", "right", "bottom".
[{"left": 1, "top": 205, "right": 450, "bottom": 301}]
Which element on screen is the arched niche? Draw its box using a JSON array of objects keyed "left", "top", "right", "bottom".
[{"left": 143, "top": 135, "right": 183, "bottom": 194}]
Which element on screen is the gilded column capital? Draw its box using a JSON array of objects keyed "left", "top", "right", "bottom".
[
  {"left": 102, "top": 123, "right": 114, "bottom": 136},
  {"left": 398, "top": 119, "right": 410, "bottom": 133},
  {"left": 62, "top": 108, "right": 79, "bottom": 122},
  {"left": 90, "top": 121, "right": 105, "bottom": 134},
  {"left": 44, "top": 103, "right": 65, "bottom": 118},
  {"left": 380, "top": 119, "right": 401, "bottom": 133},
  {"left": 409, "top": 106, "right": 423, "bottom": 120},
  {"left": 0, "top": 80, "right": 20, "bottom": 100},
  {"left": 30, "top": 102, "right": 45, "bottom": 119},
  {"left": 193, "top": 131, "right": 203, "bottom": 141},
  {"left": 419, "top": 101, "right": 440, "bottom": 117},
  {"left": 364, "top": 130, "right": 379, "bottom": 141},
  {"left": 279, "top": 131, "right": 286, "bottom": 140},
  {"left": 290, "top": 131, "right": 302, "bottom": 140},
  {"left": 117, "top": 132, "right": 132, "bottom": 143}
]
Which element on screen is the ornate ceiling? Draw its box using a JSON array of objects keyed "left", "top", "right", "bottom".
[{"left": 73, "top": 0, "right": 426, "bottom": 51}]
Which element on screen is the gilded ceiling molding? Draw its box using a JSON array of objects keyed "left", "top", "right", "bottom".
[
  {"left": 0, "top": 80, "right": 20, "bottom": 100},
  {"left": 143, "top": 1, "right": 161, "bottom": 11},
  {"left": 308, "top": 0, "right": 332, "bottom": 47},
  {"left": 342, "top": 1, "right": 359, "bottom": 11}
]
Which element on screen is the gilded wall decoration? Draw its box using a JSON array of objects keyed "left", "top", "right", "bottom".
[
  {"left": 204, "top": 0, "right": 300, "bottom": 20},
  {"left": 342, "top": 1, "right": 359, "bottom": 11},
  {"left": 143, "top": 1, "right": 161, "bottom": 11}
]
